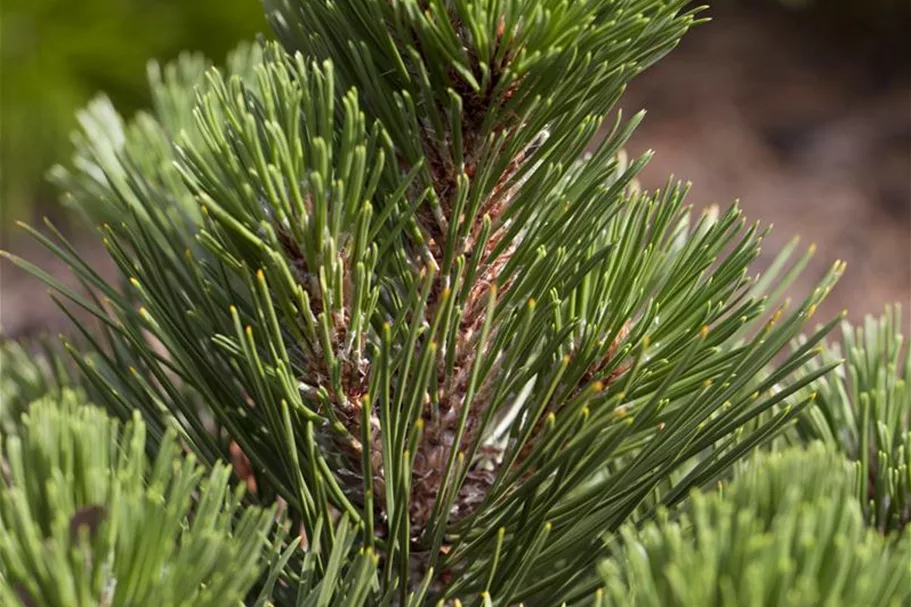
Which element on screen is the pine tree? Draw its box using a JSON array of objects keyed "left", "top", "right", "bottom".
[{"left": 1, "top": 1, "right": 906, "bottom": 605}]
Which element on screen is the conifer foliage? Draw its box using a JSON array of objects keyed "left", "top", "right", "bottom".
[
  {"left": 1, "top": 1, "right": 907, "bottom": 605},
  {"left": 0, "top": 391, "right": 276, "bottom": 607},
  {"left": 790, "top": 306, "right": 910, "bottom": 534},
  {"left": 598, "top": 445, "right": 911, "bottom": 606}
]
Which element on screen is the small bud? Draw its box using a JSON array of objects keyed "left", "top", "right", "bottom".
[{"left": 70, "top": 505, "right": 107, "bottom": 541}]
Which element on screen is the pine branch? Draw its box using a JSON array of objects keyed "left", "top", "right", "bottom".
[{"left": 0, "top": 1, "right": 860, "bottom": 604}]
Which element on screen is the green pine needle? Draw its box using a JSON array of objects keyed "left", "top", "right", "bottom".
[
  {"left": 0, "top": 391, "right": 276, "bottom": 606},
  {"left": 597, "top": 445, "right": 911, "bottom": 607}
]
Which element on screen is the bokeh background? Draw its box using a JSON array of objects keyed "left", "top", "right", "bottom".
[{"left": 1, "top": 0, "right": 909, "bottom": 339}]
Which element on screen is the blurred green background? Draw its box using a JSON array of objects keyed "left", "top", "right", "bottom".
[{"left": 1, "top": 0, "right": 267, "bottom": 238}]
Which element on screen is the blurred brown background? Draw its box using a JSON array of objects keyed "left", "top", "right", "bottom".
[
  {"left": 620, "top": 2, "right": 910, "bottom": 330},
  {"left": 1, "top": 1, "right": 909, "bottom": 339}
]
